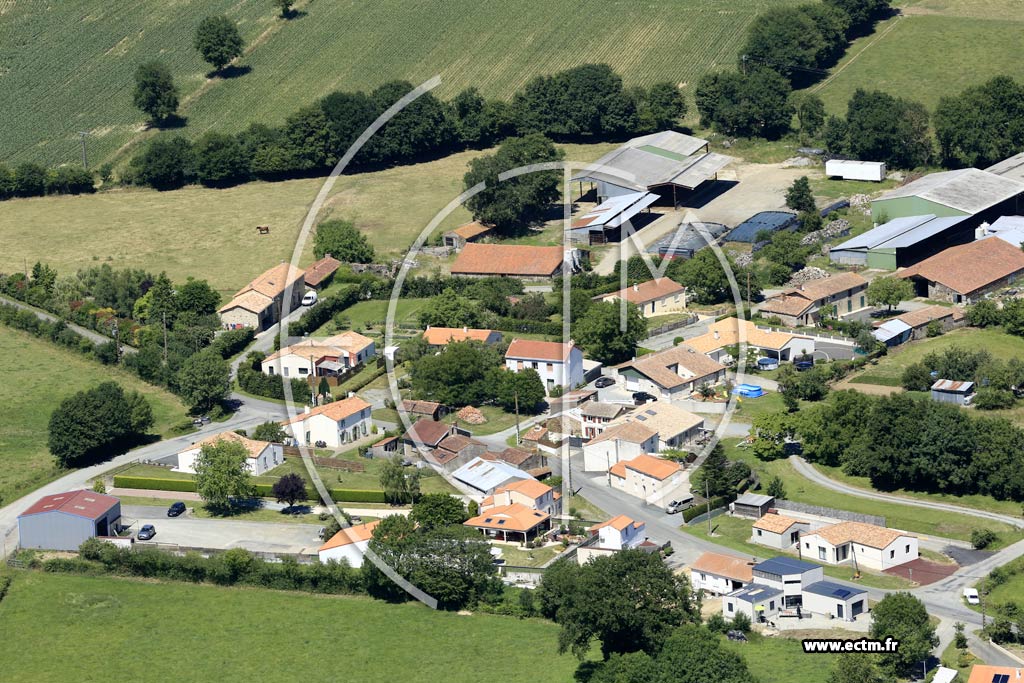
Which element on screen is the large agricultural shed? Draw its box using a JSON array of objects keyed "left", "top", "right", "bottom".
[
  {"left": 568, "top": 191, "right": 659, "bottom": 245},
  {"left": 570, "top": 131, "right": 734, "bottom": 208},
  {"left": 829, "top": 214, "right": 973, "bottom": 270},
  {"left": 728, "top": 211, "right": 798, "bottom": 243},
  {"left": 870, "top": 168, "right": 1024, "bottom": 225},
  {"left": 987, "top": 152, "right": 1024, "bottom": 183},
  {"left": 18, "top": 490, "right": 122, "bottom": 551}
]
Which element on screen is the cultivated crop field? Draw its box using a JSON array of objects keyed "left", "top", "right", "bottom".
[
  {"left": 0, "top": 571, "right": 580, "bottom": 683},
  {"left": 812, "top": 0, "right": 1024, "bottom": 112},
  {"left": 0, "top": 142, "right": 617, "bottom": 296},
  {"left": 0, "top": 327, "right": 187, "bottom": 509},
  {"left": 1, "top": 0, "right": 795, "bottom": 168}
]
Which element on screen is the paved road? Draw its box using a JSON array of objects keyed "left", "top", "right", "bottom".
[
  {"left": 124, "top": 506, "right": 322, "bottom": 554},
  {"left": 790, "top": 457, "right": 1024, "bottom": 530},
  {"left": 0, "top": 294, "right": 137, "bottom": 353}
]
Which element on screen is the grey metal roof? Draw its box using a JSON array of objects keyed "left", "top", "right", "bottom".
[
  {"left": 830, "top": 214, "right": 969, "bottom": 252},
  {"left": 735, "top": 493, "right": 774, "bottom": 507},
  {"left": 989, "top": 215, "right": 1024, "bottom": 232},
  {"left": 570, "top": 191, "right": 658, "bottom": 230},
  {"left": 803, "top": 580, "right": 866, "bottom": 599},
  {"left": 452, "top": 457, "right": 532, "bottom": 492},
  {"left": 571, "top": 131, "right": 732, "bottom": 191},
  {"left": 872, "top": 319, "right": 912, "bottom": 342},
  {"left": 730, "top": 584, "right": 783, "bottom": 603},
  {"left": 648, "top": 221, "right": 729, "bottom": 255},
  {"left": 876, "top": 168, "right": 1024, "bottom": 214},
  {"left": 580, "top": 402, "right": 628, "bottom": 419},
  {"left": 987, "top": 152, "right": 1024, "bottom": 183},
  {"left": 754, "top": 556, "right": 820, "bottom": 575}
]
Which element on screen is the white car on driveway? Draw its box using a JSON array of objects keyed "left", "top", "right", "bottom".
[
  {"left": 963, "top": 588, "right": 980, "bottom": 605},
  {"left": 301, "top": 290, "right": 318, "bottom": 306}
]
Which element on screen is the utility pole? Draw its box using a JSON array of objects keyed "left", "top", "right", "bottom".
[
  {"left": 706, "top": 479, "right": 712, "bottom": 536},
  {"left": 111, "top": 319, "right": 120, "bottom": 363},
  {"left": 162, "top": 312, "right": 168, "bottom": 364},
  {"left": 78, "top": 131, "right": 90, "bottom": 170},
  {"left": 514, "top": 390, "right": 520, "bottom": 445}
]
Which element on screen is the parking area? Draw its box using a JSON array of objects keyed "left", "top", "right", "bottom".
[
  {"left": 125, "top": 507, "right": 322, "bottom": 554},
  {"left": 883, "top": 557, "right": 959, "bottom": 586}
]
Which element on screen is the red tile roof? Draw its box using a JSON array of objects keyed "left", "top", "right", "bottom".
[
  {"left": 609, "top": 454, "right": 680, "bottom": 481},
  {"left": 603, "top": 278, "right": 685, "bottom": 305},
  {"left": 899, "top": 238, "right": 1024, "bottom": 295},
  {"left": 447, "top": 221, "right": 493, "bottom": 240},
  {"left": 318, "top": 520, "right": 380, "bottom": 551},
  {"left": 20, "top": 490, "right": 119, "bottom": 520},
  {"left": 497, "top": 478, "right": 552, "bottom": 500},
  {"left": 404, "top": 420, "right": 453, "bottom": 447},
  {"left": 464, "top": 503, "right": 550, "bottom": 533},
  {"left": 505, "top": 339, "right": 575, "bottom": 362},
  {"left": 303, "top": 256, "right": 342, "bottom": 287},
  {"left": 691, "top": 552, "right": 754, "bottom": 583},
  {"left": 451, "top": 244, "right": 564, "bottom": 277},
  {"left": 283, "top": 396, "right": 370, "bottom": 425},
  {"left": 422, "top": 327, "right": 500, "bottom": 345},
  {"left": 590, "top": 515, "right": 644, "bottom": 533}
]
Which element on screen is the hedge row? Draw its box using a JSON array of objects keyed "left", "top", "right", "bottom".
[
  {"left": 112, "top": 474, "right": 386, "bottom": 503},
  {"left": 288, "top": 284, "right": 361, "bottom": 336},
  {"left": 683, "top": 495, "right": 735, "bottom": 523},
  {"left": 490, "top": 317, "right": 563, "bottom": 336}
]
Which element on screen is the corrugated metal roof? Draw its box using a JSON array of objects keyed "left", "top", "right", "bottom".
[
  {"left": 872, "top": 319, "right": 912, "bottom": 342},
  {"left": 830, "top": 214, "right": 969, "bottom": 252},
  {"left": 986, "top": 152, "right": 1024, "bottom": 183},
  {"left": 570, "top": 191, "right": 658, "bottom": 230},
  {"left": 931, "top": 379, "right": 974, "bottom": 393},
  {"left": 876, "top": 168, "right": 1024, "bottom": 214},
  {"left": 452, "top": 457, "right": 533, "bottom": 492},
  {"left": 735, "top": 493, "right": 773, "bottom": 507}
]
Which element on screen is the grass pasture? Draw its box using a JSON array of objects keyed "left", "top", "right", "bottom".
[
  {"left": 0, "top": 142, "right": 613, "bottom": 296},
  {"left": 1, "top": 0, "right": 798, "bottom": 167},
  {"left": 812, "top": 0, "right": 1024, "bottom": 112},
  {"left": 0, "top": 328, "right": 187, "bottom": 508},
  {"left": 0, "top": 571, "right": 579, "bottom": 683}
]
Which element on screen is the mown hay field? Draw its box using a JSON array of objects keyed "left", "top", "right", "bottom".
[{"left": 1, "top": 0, "right": 793, "bottom": 167}]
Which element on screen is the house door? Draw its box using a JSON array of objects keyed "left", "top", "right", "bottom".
[
  {"left": 95, "top": 518, "right": 108, "bottom": 536},
  {"left": 851, "top": 600, "right": 864, "bottom": 617},
  {"left": 836, "top": 603, "right": 844, "bottom": 619}
]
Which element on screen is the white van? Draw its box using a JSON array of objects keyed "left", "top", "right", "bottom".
[{"left": 301, "top": 290, "right": 318, "bottom": 306}]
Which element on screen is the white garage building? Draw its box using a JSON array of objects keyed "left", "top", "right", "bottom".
[{"left": 800, "top": 521, "right": 918, "bottom": 571}]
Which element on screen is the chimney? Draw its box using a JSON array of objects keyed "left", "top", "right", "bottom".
[
  {"left": 713, "top": 330, "right": 720, "bottom": 340},
  {"left": 463, "top": 326, "right": 468, "bottom": 333},
  {"left": 633, "top": 283, "right": 639, "bottom": 292},
  {"left": 304, "top": 405, "right": 311, "bottom": 414}
]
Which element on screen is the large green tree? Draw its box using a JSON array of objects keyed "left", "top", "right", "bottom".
[
  {"left": 463, "top": 134, "right": 564, "bottom": 235},
  {"left": 574, "top": 300, "right": 648, "bottom": 365},
  {"left": 493, "top": 368, "right": 547, "bottom": 414},
  {"left": 866, "top": 276, "right": 913, "bottom": 311},
  {"left": 844, "top": 89, "right": 932, "bottom": 168},
  {"left": 785, "top": 176, "right": 816, "bottom": 213},
  {"left": 132, "top": 61, "right": 179, "bottom": 124},
  {"left": 313, "top": 219, "right": 375, "bottom": 263},
  {"left": 194, "top": 132, "right": 250, "bottom": 184},
  {"left": 652, "top": 625, "right": 755, "bottom": 683},
  {"left": 827, "top": 653, "right": 888, "bottom": 683},
  {"left": 934, "top": 75, "right": 1024, "bottom": 168},
  {"left": 418, "top": 289, "right": 484, "bottom": 329},
  {"left": 194, "top": 15, "right": 244, "bottom": 72},
  {"left": 691, "top": 443, "right": 749, "bottom": 497},
  {"left": 131, "top": 136, "right": 195, "bottom": 190},
  {"left": 47, "top": 382, "right": 154, "bottom": 467},
  {"left": 251, "top": 421, "right": 288, "bottom": 443},
  {"left": 869, "top": 592, "right": 938, "bottom": 676},
  {"left": 667, "top": 249, "right": 737, "bottom": 305},
  {"left": 409, "top": 341, "right": 502, "bottom": 406},
  {"left": 548, "top": 550, "right": 700, "bottom": 658},
  {"left": 194, "top": 439, "right": 255, "bottom": 509},
  {"left": 695, "top": 68, "right": 793, "bottom": 139},
  {"left": 379, "top": 455, "right": 421, "bottom": 505},
  {"left": 176, "top": 348, "right": 231, "bottom": 411},
  {"left": 409, "top": 493, "right": 468, "bottom": 531}
]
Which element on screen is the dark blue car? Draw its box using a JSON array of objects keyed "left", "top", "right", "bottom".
[{"left": 167, "top": 502, "right": 186, "bottom": 517}]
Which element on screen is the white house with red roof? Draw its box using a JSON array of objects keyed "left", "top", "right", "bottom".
[
  {"left": 174, "top": 431, "right": 284, "bottom": 476},
  {"left": 318, "top": 520, "right": 380, "bottom": 568},
  {"left": 577, "top": 515, "right": 648, "bottom": 564},
  {"left": 18, "top": 490, "right": 122, "bottom": 551},
  {"left": 422, "top": 326, "right": 502, "bottom": 347},
  {"left": 482, "top": 478, "right": 562, "bottom": 517},
  {"left": 608, "top": 454, "right": 685, "bottom": 503},
  {"left": 260, "top": 331, "right": 375, "bottom": 379},
  {"left": 282, "top": 396, "right": 373, "bottom": 448},
  {"left": 505, "top": 339, "right": 584, "bottom": 395}
]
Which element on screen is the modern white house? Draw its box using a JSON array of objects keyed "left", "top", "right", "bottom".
[
  {"left": 750, "top": 556, "right": 824, "bottom": 610},
  {"left": 261, "top": 331, "right": 376, "bottom": 379},
  {"left": 690, "top": 552, "right": 754, "bottom": 596},
  {"left": 685, "top": 317, "right": 815, "bottom": 363},
  {"left": 613, "top": 344, "right": 727, "bottom": 401},
  {"left": 801, "top": 580, "right": 869, "bottom": 621},
  {"left": 608, "top": 454, "right": 684, "bottom": 502},
  {"left": 483, "top": 478, "right": 562, "bottom": 517},
  {"left": 577, "top": 515, "right": 647, "bottom": 565},
  {"left": 282, "top": 396, "right": 373, "bottom": 448},
  {"left": 723, "top": 584, "right": 784, "bottom": 623},
  {"left": 318, "top": 520, "right": 380, "bottom": 568},
  {"left": 799, "top": 521, "right": 918, "bottom": 571},
  {"left": 750, "top": 512, "right": 811, "bottom": 550},
  {"left": 581, "top": 403, "right": 704, "bottom": 471},
  {"left": 504, "top": 339, "right": 585, "bottom": 395},
  {"left": 174, "top": 431, "right": 284, "bottom": 476}
]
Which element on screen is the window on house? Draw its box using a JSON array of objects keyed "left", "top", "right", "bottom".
[
  {"left": 890, "top": 550, "right": 895, "bottom": 558},
  {"left": 298, "top": 367, "right": 308, "bottom": 375},
  {"left": 818, "top": 547, "right": 826, "bottom": 560},
  {"left": 727, "top": 602, "right": 734, "bottom": 613},
  {"left": 905, "top": 544, "right": 910, "bottom": 553},
  {"left": 546, "top": 363, "right": 553, "bottom": 372},
  {"left": 769, "top": 600, "right": 775, "bottom": 611},
  {"left": 267, "top": 366, "right": 275, "bottom": 375},
  {"left": 756, "top": 529, "right": 762, "bottom": 536},
  {"left": 283, "top": 367, "right": 290, "bottom": 377}
]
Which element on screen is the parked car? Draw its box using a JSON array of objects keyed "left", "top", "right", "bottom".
[
  {"left": 963, "top": 588, "right": 980, "bottom": 605},
  {"left": 632, "top": 391, "right": 657, "bottom": 405},
  {"left": 167, "top": 502, "right": 186, "bottom": 517},
  {"left": 666, "top": 497, "right": 694, "bottom": 514},
  {"left": 595, "top": 377, "right": 615, "bottom": 388},
  {"left": 137, "top": 524, "right": 156, "bottom": 541},
  {"left": 301, "top": 290, "right": 318, "bottom": 306},
  {"left": 191, "top": 415, "right": 211, "bottom": 427}
]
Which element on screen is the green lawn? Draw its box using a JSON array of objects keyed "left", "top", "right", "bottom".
[
  {"left": 328, "top": 298, "right": 432, "bottom": 335},
  {"left": 0, "top": 571, "right": 578, "bottom": 683},
  {"left": 497, "top": 544, "right": 563, "bottom": 568},
  {"left": 811, "top": 0, "right": 1024, "bottom": 113},
  {"left": 722, "top": 631, "right": 850, "bottom": 683},
  {"left": 730, "top": 390, "right": 787, "bottom": 422},
  {"left": 444, "top": 405, "right": 524, "bottom": 437},
  {"left": 0, "top": 328, "right": 187, "bottom": 507},
  {"left": 565, "top": 494, "right": 608, "bottom": 523},
  {"left": 725, "top": 439, "right": 1024, "bottom": 547},
  {"left": 680, "top": 513, "right": 913, "bottom": 589}
]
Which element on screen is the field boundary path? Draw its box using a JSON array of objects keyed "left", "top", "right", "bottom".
[
  {"left": 0, "top": 294, "right": 137, "bottom": 353},
  {"left": 790, "top": 456, "right": 1024, "bottom": 529}
]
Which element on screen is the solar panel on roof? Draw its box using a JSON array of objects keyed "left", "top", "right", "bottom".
[
  {"left": 636, "top": 415, "right": 647, "bottom": 421},
  {"left": 993, "top": 674, "right": 1009, "bottom": 683}
]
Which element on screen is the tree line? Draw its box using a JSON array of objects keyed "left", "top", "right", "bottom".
[{"left": 126, "top": 63, "right": 685, "bottom": 190}]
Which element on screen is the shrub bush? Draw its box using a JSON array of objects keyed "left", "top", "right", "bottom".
[
  {"left": 682, "top": 495, "right": 734, "bottom": 523},
  {"left": 972, "top": 528, "right": 997, "bottom": 550},
  {"left": 288, "top": 285, "right": 361, "bottom": 336},
  {"left": 112, "top": 475, "right": 197, "bottom": 492},
  {"left": 211, "top": 328, "right": 255, "bottom": 359}
]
